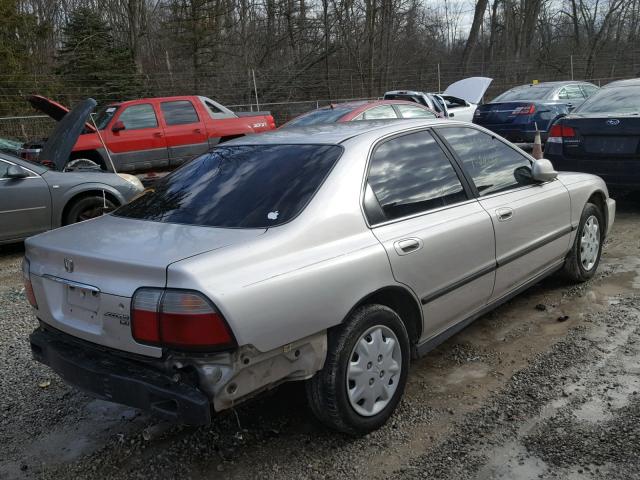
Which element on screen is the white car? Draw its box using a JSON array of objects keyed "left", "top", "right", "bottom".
[{"left": 385, "top": 77, "right": 493, "bottom": 122}]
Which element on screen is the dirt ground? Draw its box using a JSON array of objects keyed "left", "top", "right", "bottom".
[{"left": 1, "top": 195, "right": 640, "bottom": 480}]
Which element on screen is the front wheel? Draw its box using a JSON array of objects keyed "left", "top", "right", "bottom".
[
  {"left": 306, "top": 304, "right": 410, "bottom": 436},
  {"left": 563, "top": 202, "right": 604, "bottom": 282},
  {"left": 64, "top": 196, "right": 116, "bottom": 225}
]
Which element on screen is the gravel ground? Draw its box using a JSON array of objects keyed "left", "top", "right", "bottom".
[{"left": 1, "top": 196, "right": 640, "bottom": 479}]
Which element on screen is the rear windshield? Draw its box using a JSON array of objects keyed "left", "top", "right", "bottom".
[
  {"left": 492, "top": 87, "right": 552, "bottom": 102},
  {"left": 575, "top": 86, "right": 640, "bottom": 114},
  {"left": 283, "top": 105, "right": 361, "bottom": 127},
  {"left": 114, "top": 144, "right": 342, "bottom": 228}
]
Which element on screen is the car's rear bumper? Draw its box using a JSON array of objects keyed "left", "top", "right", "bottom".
[{"left": 29, "top": 326, "right": 212, "bottom": 425}]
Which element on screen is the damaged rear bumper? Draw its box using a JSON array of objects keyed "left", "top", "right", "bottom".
[{"left": 29, "top": 326, "right": 211, "bottom": 425}]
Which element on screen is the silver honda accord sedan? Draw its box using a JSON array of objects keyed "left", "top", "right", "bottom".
[{"left": 25, "top": 120, "right": 615, "bottom": 435}]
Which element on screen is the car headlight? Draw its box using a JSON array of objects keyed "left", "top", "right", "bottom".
[{"left": 117, "top": 173, "right": 144, "bottom": 191}]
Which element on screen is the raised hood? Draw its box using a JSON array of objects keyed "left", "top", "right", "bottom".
[
  {"left": 38, "top": 97, "right": 97, "bottom": 171},
  {"left": 25, "top": 214, "right": 266, "bottom": 297},
  {"left": 28, "top": 95, "right": 97, "bottom": 132},
  {"left": 443, "top": 77, "right": 493, "bottom": 104}
]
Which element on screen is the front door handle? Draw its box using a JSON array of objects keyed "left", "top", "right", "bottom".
[
  {"left": 194, "top": 128, "right": 202, "bottom": 134},
  {"left": 496, "top": 207, "right": 514, "bottom": 222},
  {"left": 394, "top": 238, "right": 423, "bottom": 256},
  {"left": 153, "top": 132, "right": 163, "bottom": 138}
]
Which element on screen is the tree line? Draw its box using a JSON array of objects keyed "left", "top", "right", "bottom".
[{"left": 1, "top": 0, "right": 640, "bottom": 118}]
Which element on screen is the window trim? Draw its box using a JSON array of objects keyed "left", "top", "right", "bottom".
[
  {"left": 360, "top": 127, "right": 474, "bottom": 228},
  {"left": 160, "top": 100, "right": 201, "bottom": 126},
  {"left": 432, "top": 124, "right": 545, "bottom": 200},
  {"left": 115, "top": 103, "right": 159, "bottom": 131}
]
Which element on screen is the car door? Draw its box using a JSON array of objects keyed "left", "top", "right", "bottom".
[
  {"left": 159, "top": 100, "right": 210, "bottom": 167},
  {"left": 106, "top": 103, "right": 168, "bottom": 172},
  {"left": 0, "top": 158, "right": 51, "bottom": 242},
  {"left": 365, "top": 129, "right": 496, "bottom": 343},
  {"left": 436, "top": 126, "right": 572, "bottom": 300}
]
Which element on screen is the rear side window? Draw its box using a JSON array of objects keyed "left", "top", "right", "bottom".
[
  {"left": 558, "top": 85, "right": 585, "bottom": 100},
  {"left": 581, "top": 84, "right": 599, "bottom": 97},
  {"left": 438, "top": 127, "right": 533, "bottom": 196},
  {"left": 161, "top": 101, "right": 200, "bottom": 126},
  {"left": 396, "top": 104, "right": 437, "bottom": 119},
  {"left": 117, "top": 104, "right": 158, "bottom": 130},
  {"left": 367, "top": 130, "right": 467, "bottom": 222},
  {"left": 361, "top": 105, "right": 397, "bottom": 120},
  {"left": 114, "top": 145, "right": 342, "bottom": 228}
]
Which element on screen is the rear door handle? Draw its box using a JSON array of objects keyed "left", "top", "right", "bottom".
[
  {"left": 394, "top": 238, "right": 423, "bottom": 256},
  {"left": 496, "top": 207, "right": 514, "bottom": 222},
  {"left": 194, "top": 128, "right": 202, "bottom": 134}
]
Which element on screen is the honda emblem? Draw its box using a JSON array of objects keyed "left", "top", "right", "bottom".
[
  {"left": 64, "top": 258, "right": 74, "bottom": 273},
  {"left": 606, "top": 119, "right": 620, "bottom": 126}
]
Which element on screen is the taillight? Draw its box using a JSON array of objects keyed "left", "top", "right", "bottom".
[
  {"left": 131, "top": 288, "right": 235, "bottom": 351},
  {"left": 22, "top": 258, "right": 38, "bottom": 308},
  {"left": 512, "top": 104, "right": 536, "bottom": 115},
  {"left": 548, "top": 124, "right": 576, "bottom": 143}
]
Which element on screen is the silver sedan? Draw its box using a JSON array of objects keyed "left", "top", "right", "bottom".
[{"left": 24, "top": 119, "right": 615, "bottom": 435}]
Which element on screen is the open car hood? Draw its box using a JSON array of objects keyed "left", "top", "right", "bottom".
[
  {"left": 39, "top": 98, "right": 97, "bottom": 171},
  {"left": 443, "top": 77, "right": 493, "bottom": 104},
  {"left": 28, "top": 95, "right": 96, "bottom": 133}
]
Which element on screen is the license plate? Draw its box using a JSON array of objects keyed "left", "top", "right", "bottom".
[
  {"left": 66, "top": 285, "right": 100, "bottom": 312},
  {"left": 584, "top": 136, "right": 639, "bottom": 155}
]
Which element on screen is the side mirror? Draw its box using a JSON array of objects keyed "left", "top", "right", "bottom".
[
  {"left": 532, "top": 158, "right": 558, "bottom": 182},
  {"left": 112, "top": 120, "right": 126, "bottom": 133},
  {"left": 5, "top": 164, "right": 29, "bottom": 179}
]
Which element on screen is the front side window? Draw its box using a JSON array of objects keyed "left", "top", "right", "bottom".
[
  {"left": 362, "top": 105, "right": 398, "bottom": 120},
  {"left": 115, "top": 144, "right": 342, "bottom": 228},
  {"left": 161, "top": 101, "right": 200, "bottom": 126},
  {"left": 397, "top": 104, "right": 437, "bottom": 119},
  {"left": 367, "top": 130, "right": 467, "bottom": 222},
  {"left": 437, "top": 127, "right": 533, "bottom": 196},
  {"left": 117, "top": 104, "right": 158, "bottom": 130}
]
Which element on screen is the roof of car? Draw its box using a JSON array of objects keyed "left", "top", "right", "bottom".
[
  {"left": 603, "top": 78, "right": 640, "bottom": 88},
  {"left": 227, "top": 118, "right": 448, "bottom": 145}
]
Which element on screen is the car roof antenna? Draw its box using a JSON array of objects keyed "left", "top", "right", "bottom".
[{"left": 89, "top": 113, "right": 118, "bottom": 173}]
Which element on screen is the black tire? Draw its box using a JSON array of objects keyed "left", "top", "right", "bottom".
[
  {"left": 563, "top": 202, "right": 605, "bottom": 282},
  {"left": 64, "top": 196, "right": 116, "bottom": 225},
  {"left": 306, "top": 304, "right": 410, "bottom": 436}
]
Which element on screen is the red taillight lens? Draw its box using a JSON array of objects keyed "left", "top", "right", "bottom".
[
  {"left": 549, "top": 124, "right": 576, "bottom": 138},
  {"left": 512, "top": 104, "right": 536, "bottom": 115},
  {"left": 131, "top": 288, "right": 235, "bottom": 350},
  {"left": 22, "top": 258, "right": 38, "bottom": 308}
]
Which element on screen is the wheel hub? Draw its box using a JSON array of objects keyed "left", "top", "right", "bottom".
[
  {"left": 346, "top": 325, "right": 402, "bottom": 417},
  {"left": 580, "top": 215, "right": 600, "bottom": 271}
]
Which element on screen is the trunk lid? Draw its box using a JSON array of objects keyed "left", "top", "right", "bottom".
[
  {"left": 559, "top": 115, "right": 640, "bottom": 158},
  {"left": 473, "top": 102, "right": 540, "bottom": 125},
  {"left": 25, "top": 215, "right": 266, "bottom": 356}
]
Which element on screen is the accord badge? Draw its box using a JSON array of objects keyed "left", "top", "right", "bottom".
[
  {"left": 64, "top": 258, "right": 74, "bottom": 273},
  {"left": 606, "top": 119, "right": 620, "bottom": 126}
]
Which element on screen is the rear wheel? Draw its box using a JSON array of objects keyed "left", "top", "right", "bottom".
[
  {"left": 306, "top": 304, "right": 410, "bottom": 436},
  {"left": 563, "top": 202, "right": 604, "bottom": 282},
  {"left": 64, "top": 196, "right": 116, "bottom": 225}
]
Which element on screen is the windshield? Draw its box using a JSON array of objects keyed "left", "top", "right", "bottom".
[
  {"left": 575, "top": 86, "right": 640, "bottom": 115},
  {"left": 114, "top": 144, "right": 343, "bottom": 228},
  {"left": 93, "top": 105, "right": 119, "bottom": 129},
  {"left": 492, "top": 87, "right": 553, "bottom": 102},
  {"left": 283, "top": 105, "right": 362, "bottom": 127}
]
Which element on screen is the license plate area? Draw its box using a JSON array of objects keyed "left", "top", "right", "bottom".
[
  {"left": 64, "top": 285, "right": 101, "bottom": 329},
  {"left": 583, "top": 136, "right": 639, "bottom": 155}
]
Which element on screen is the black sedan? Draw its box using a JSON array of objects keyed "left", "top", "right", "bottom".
[
  {"left": 473, "top": 81, "right": 599, "bottom": 148},
  {"left": 545, "top": 78, "right": 640, "bottom": 187}
]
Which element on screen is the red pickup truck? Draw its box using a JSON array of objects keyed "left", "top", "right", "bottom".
[{"left": 21, "top": 95, "right": 276, "bottom": 172}]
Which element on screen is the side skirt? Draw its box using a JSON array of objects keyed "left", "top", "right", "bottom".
[{"left": 415, "top": 261, "right": 564, "bottom": 358}]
